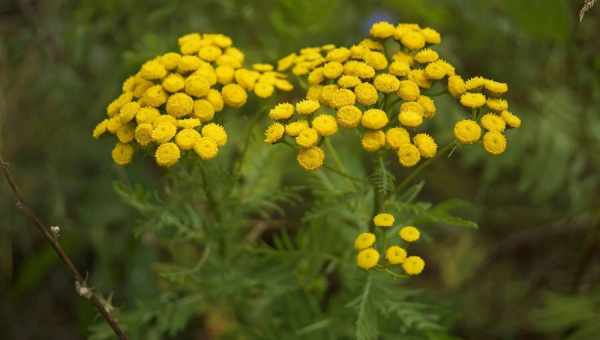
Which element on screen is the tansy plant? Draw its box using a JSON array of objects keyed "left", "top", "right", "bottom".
[{"left": 89, "top": 23, "right": 520, "bottom": 340}]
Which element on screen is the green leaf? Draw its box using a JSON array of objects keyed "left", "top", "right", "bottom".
[{"left": 425, "top": 199, "right": 478, "bottom": 229}]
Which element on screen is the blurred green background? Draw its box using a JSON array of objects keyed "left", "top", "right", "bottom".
[{"left": 1, "top": 0, "right": 600, "bottom": 339}]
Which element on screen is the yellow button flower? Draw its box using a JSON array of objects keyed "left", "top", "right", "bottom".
[
  {"left": 202, "top": 123, "right": 227, "bottom": 146},
  {"left": 153, "top": 114, "right": 177, "bottom": 127},
  {"left": 356, "top": 248, "right": 380, "bottom": 270},
  {"left": 308, "top": 67, "right": 324, "bottom": 85},
  {"left": 480, "top": 113, "right": 506, "bottom": 132},
  {"left": 448, "top": 75, "right": 466, "bottom": 97},
  {"left": 119, "top": 101, "right": 140, "bottom": 124},
  {"left": 361, "top": 130, "right": 386, "bottom": 152},
  {"left": 215, "top": 65, "right": 235, "bottom": 85},
  {"left": 177, "top": 118, "right": 201, "bottom": 129},
  {"left": 397, "top": 80, "right": 420, "bottom": 101},
  {"left": 112, "top": 143, "right": 134, "bottom": 166},
  {"left": 277, "top": 53, "right": 297, "bottom": 71},
  {"left": 361, "top": 109, "right": 389, "bottom": 130},
  {"left": 198, "top": 45, "right": 222, "bottom": 62},
  {"left": 336, "top": 105, "right": 362, "bottom": 128},
  {"left": 454, "top": 119, "right": 482, "bottom": 144},
  {"left": 373, "top": 213, "right": 395, "bottom": 227},
  {"left": 323, "top": 61, "right": 344, "bottom": 79},
  {"left": 177, "top": 55, "right": 202, "bottom": 73},
  {"left": 331, "top": 88, "right": 356, "bottom": 108},
  {"left": 254, "top": 82, "right": 274, "bottom": 98},
  {"left": 116, "top": 124, "right": 135, "bottom": 143},
  {"left": 151, "top": 122, "right": 177, "bottom": 143},
  {"left": 465, "top": 76, "right": 487, "bottom": 90},
  {"left": 139, "top": 60, "right": 167, "bottom": 80},
  {"left": 460, "top": 93, "right": 487, "bottom": 109},
  {"left": 159, "top": 52, "right": 182, "bottom": 71},
  {"left": 106, "top": 116, "right": 122, "bottom": 134},
  {"left": 285, "top": 120, "right": 309, "bottom": 136},
  {"left": 501, "top": 110, "right": 521, "bottom": 128},
  {"left": 92, "top": 119, "right": 108, "bottom": 139},
  {"left": 487, "top": 98, "right": 508, "bottom": 112},
  {"left": 320, "top": 84, "right": 339, "bottom": 107},
  {"left": 399, "top": 226, "right": 420, "bottom": 242},
  {"left": 424, "top": 62, "right": 447, "bottom": 80},
  {"left": 363, "top": 51, "right": 388, "bottom": 70},
  {"left": 386, "top": 127, "right": 410, "bottom": 149},
  {"left": 354, "top": 232, "right": 376, "bottom": 250},
  {"left": 421, "top": 27, "right": 441, "bottom": 44},
  {"left": 264, "top": 123, "right": 285, "bottom": 144},
  {"left": 374, "top": 73, "right": 400, "bottom": 93},
  {"left": 386, "top": 246, "right": 407, "bottom": 264},
  {"left": 354, "top": 83, "right": 378, "bottom": 106},
  {"left": 135, "top": 107, "right": 160, "bottom": 125},
  {"left": 312, "top": 114, "right": 338, "bottom": 136},
  {"left": 166, "top": 93, "right": 194, "bottom": 117},
  {"left": 337, "top": 75, "right": 361, "bottom": 88},
  {"left": 400, "top": 30, "right": 426, "bottom": 50},
  {"left": 413, "top": 133, "right": 437, "bottom": 158},
  {"left": 185, "top": 76, "right": 211, "bottom": 98},
  {"left": 221, "top": 83, "right": 247, "bottom": 108},
  {"left": 409, "top": 69, "right": 432, "bottom": 88},
  {"left": 399, "top": 110, "right": 423, "bottom": 128},
  {"left": 295, "top": 100, "right": 320, "bottom": 115},
  {"left": 106, "top": 92, "right": 133, "bottom": 116},
  {"left": 175, "top": 128, "right": 201, "bottom": 150},
  {"left": 483, "top": 131, "right": 507, "bottom": 155},
  {"left": 397, "top": 143, "right": 421, "bottom": 167},
  {"left": 162, "top": 74, "right": 185, "bottom": 93},
  {"left": 485, "top": 80, "right": 508, "bottom": 94},
  {"left": 194, "top": 136, "right": 219, "bottom": 160},
  {"left": 400, "top": 101, "right": 425, "bottom": 116},
  {"left": 297, "top": 146, "right": 325, "bottom": 171},
  {"left": 134, "top": 123, "right": 153, "bottom": 146},
  {"left": 155, "top": 142, "right": 181, "bottom": 167},
  {"left": 142, "top": 85, "right": 167, "bottom": 107},
  {"left": 403, "top": 256, "right": 425, "bottom": 275},
  {"left": 414, "top": 49, "right": 439, "bottom": 63},
  {"left": 306, "top": 86, "right": 322, "bottom": 101},
  {"left": 369, "top": 21, "right": 395, "bottom": 39},
  {"left": 296, "top": 128, "right": 320, "bottom": 147},
  {"left": 269, "top": 103, "right": 295, "bottom": 120},
  {"left": 388, "top": 61, "right": 410, "bottom": 77}
]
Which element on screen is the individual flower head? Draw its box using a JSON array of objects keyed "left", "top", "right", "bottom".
[
  {"left": 361, "top": 109, "right": 389, "bottom": 130},
  {"left": 483, "top": 131, "right": 507, "bottom": 155},
  {"left": 369, "top": 21, "right": 396, "bottom": 39},
  {"left": 202, "top": 123, "right": 228, "bottom": 146},
  {"left": 399, "top": 226, "right": 420, "bottom": 242},
  {"left": 357, "top": 248, "right": 380, "bottom": 270},
  {"left": 336, "top": 105, "right": 363, "bottom": 128},
  {"left": 501, "top": 110, "right": 521, "bottom": 128},
  {"left": 112, "top": 143, "right": 134, "bottom": 165},
  {"left": 155, "top": 142, "right": 181, "bottom": 167},
  {"left": 402, "top": 256, "right": 425, "bottom": 275},
  {"left": 398, "top": 143, "right": 421, "bottom": 167},
  {"left": 373, "top": 213, "right": 395, "bottom": 228},
  {"left": 296, "top": 128, "right": 320, "bottom": 147},
  {"left": 454, "top": 119, "right": 482, "bottom": 144},
  {"left": 386, "top": 127, "right": 410, "bottom": 149},
  {"left": 194, "top": 137, "right": 219, "bottom": 160},
  {"left": 312, "top": 114, "right": 338, "bottom": 136},
  {"left": 269, "top": 102, "right": 295, "bottom": 120},
  {"left": 297, "top": 146, "right": 325, "bottom": 170},
  {"left": 386, "top": 246, "right": 407, "bottom": 264},
  {"left": 480, "top": 113, "right": 506, "bottom": 132},
  {"left": 413, "top": 133, "right": 437, "bottom": 158},
  {"left": 361, "top": 130, "right": 386, "bottom": 152},
  {"left": 264, "top": 123, "right": 285, "bottom": 144},
  {"left": 354, "top": 232, "right": 376, "bottom": 250}
]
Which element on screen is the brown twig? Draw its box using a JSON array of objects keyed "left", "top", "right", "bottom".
[
  {"left": 579, "top": 0, "right": 597, "bottom": 21},
  {"left": 0, "top": 156, "right": 128, "bottom": 340}
]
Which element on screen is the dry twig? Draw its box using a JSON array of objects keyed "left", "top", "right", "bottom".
[
  {"left": 0, "top": 156, "right": 128, "bottom": 340},
  {"left": 579, "top": 0, "right": 597, "bottom": 21}
]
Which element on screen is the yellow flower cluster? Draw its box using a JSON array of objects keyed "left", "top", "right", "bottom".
[
  {"left": 354, "top": 212, "right": 425, "bottom": 276},
  {"left": 264, "top": 22, "right": 521, "bottom": 171},
  {"left": 93, "top": 32, "right": 294, "bottom": 167}
]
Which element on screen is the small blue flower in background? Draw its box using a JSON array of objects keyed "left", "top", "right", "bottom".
[{"left": 362, "top": 10, "right": 395, "bottom": 35}]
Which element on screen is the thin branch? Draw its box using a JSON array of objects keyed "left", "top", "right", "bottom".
[
  {"left": 0, "top": 156, "right": 128, "bottom": 340},
  {"left": 579, "top": 0, "right": 597, "bottom": 21}
]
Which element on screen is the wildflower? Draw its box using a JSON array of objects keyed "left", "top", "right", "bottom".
[
  {"left": 134, "top": 123, "right": 154, "bottom": 146},
  {"left": 399, "top": 111, "right": 423, "bottom": 128},
  {"left": 465, "top": 76, "right": 487, "bottom": 90},
  {"left": 399, "top": 226, "right": 420, "bottom": 242},
  {"left": 409, "top": 69, "right": 432, "bottom": 88},
  {"left": 177, "top": 118, "right": 201, "bottom": 129},
  {"left": 166, "top": 93, "right": 194, "bottom": 117},
  {"left": 415, "top": 49, "right": 439, "bottom": 63},
  {"left": 397, "top": 80, "right": 420, "bottom": 101},
  {"left": 386, "top": 246, "right": 407, "bottom": 264},
  {"left": 357, "top": 248, "right": 380, "bottom": 270},
  {"left": 424, "top": 61, "right": 447, "bottom": 80},
  {"left": 285, "top": 120, "right": 309, "bottom": 136},
  {"left": 312, "top": 114, "right": 338, "bottom": 136},
  {"left": 194, "top": 137, "right": 219, "bottom": 160},
  {"left": 448, "top": 75, "right": 466, "bottom": 97},
  {"left": 116, "top": 124, "right": 135, "bottom": 143},
  {"left": 480, "top": 113, "right": 506, "bottom": 132},
  {"left": 501, "top": 110, "right": 521, "bottom": 128},
  {"left": 320, "top": 85, "right": 339, "bottom": 107},
  {"left": 92, "top": 120, "right": 108, "bottom": 139},
  {"left": 139, "top": 60, "right": 167, "bottom": 80},
  {"left": 373, "top": 213, "right": 395, "bottom": 228},
  {"left": 221, "top": 83, "right": 248, "bottom": 108},
  {"left": 400, "top": 30, "right": 426, "bottom": 50},
  {"left": 323, "top": 61, "right": 344, "bottom": 79},
  {"left": 119, "top": 101, "right": 140, "bottom": 124},
  {"left": 277, "top": 53, "right": 297, "bottom": 71},
  {"left": 202, "top": 123, "right": 228, "bottom": 146},
  {"left": 454, "top": 119, "right": 482, "bottom": 144},
  {"left": 370, "top": 21, "right": 395, "bottom": 39},
  {"left": 337, "top": 75, "right": 361, "bottom": 88},
  {"left": 336, "top": 105, "right": 362, "bottom": 128},
  {"left": 264, "top": 123, "right": 285, "bottom": 144},
  {"left": 413, "top": 133, "right": 437, "bottom": 158},
  {"left": 402, "top": 256, "right": 425, "bottom": 275},
  {"left": 363, "top": 51, "right": 388, "bottom": 70},
  {"left": 386, "top": 127, "right": 410, "bottom": 149},
  {"left": 326, "top": 47, "right": 351, "bottom": 63},
  {"left": 296, "top": 128, "right": 320, "bottom": 147},
  {"left": 306, "top": 86, "right": 322, "bottom": 101},
  {"left": 112, "top": 143, "right": 134, "bottom": 165},
  {"left": 158, "top": 52, "right": 181, "bottom": 71},
  {"left": 361, "top": 130, "right": 386, "bottom": 152},
  {"left": 418, "top": 96, "right": 436, "bottom": 118},
  {"left": 487, "top": 98, "right": 508, "bottom": 112},
  {"left": 331, "top": 88, "right": 356, "bottom": 108},
  {"left": 374, "top": 73, "right": 400, "bottom": 93},
  {"left": 175, "top": 129, "right": 201, "bottom": 150},
  {"left": 361, "top": 109, "right": 389, "bottom": 130},
  {"left": 421, "top": 27, "right": 441, "bottom": 44},
  {"left": 389, "top": 61, "right": 410, "bottom": 77},
  {"left": 483, "top": 131, "right": 507, "bottom": 155},
  {"left": 354, "top": 83, "right": 379, "bottom": 105},
  {"left": 397, "top": 143, "right": 421, "bottom": 167},
  {"left": 295, "top": 99, "right": 320, "bottom": 116},
  {"left": 178, "top": 55, "right": 202, "bottom": 73},
  {"left": 153, "top": 114, "right": 177, "bottom": 127},
  {"left": 106, "top": 117, "right": 122, "bottom": 133},
  {"left": 162, "top": 74, "right": 185, "bottom": 93},
  {"left": 401, "top": 101, "right": 425, "bottom": 116},
  {"left": 485, "top": 80, "right": 508, "bottom": 94},
  {"left": 151, "top": 122, "right": 177, "bottom": 143},
  {"left": 308, "top": 67, "right": 324, "bottom": 85},
  {"left": 297, "top": 146, "right": 325, "bottom": 170},
  {"left": 136, "top": 107, "right": 160, "bottom": 125},
  {"left": 269, "top": 103, "right": 295, "bottom": 120},
  {"left": 354, "top": 232, "right": 376, "bottom": 250},
  {"left": 215, "top": 65, "right": 235, "bottom": 84},
  {"left": 193, "top": 99, "right": 215, "bottom": 122},
  {"left": 460, "top": 93, "right": 487, "bottom": 109}
]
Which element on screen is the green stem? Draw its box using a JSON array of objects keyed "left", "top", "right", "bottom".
[{"left": 322, "top": 164, "right": 367, "bottom": 184}]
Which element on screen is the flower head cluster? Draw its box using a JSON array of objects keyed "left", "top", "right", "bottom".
[
  {"left": 354, "top": 212, "right": 425, "bottom": 276},
  {"left": 93, "top": 32, "right": 294, "bottom": 167},
  {"left": 264, "top": 22, "right": 521, "bottom": 171}
]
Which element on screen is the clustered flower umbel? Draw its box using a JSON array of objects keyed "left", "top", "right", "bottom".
[
  {"left": 354, "top": 213, "right": 425, "bottom": 275},
  {"left": 263, "top": 22, "right": 522, "bottom": 171},
  {"left": 92, "top": 33, "right": 294, "bottom": 167}
]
